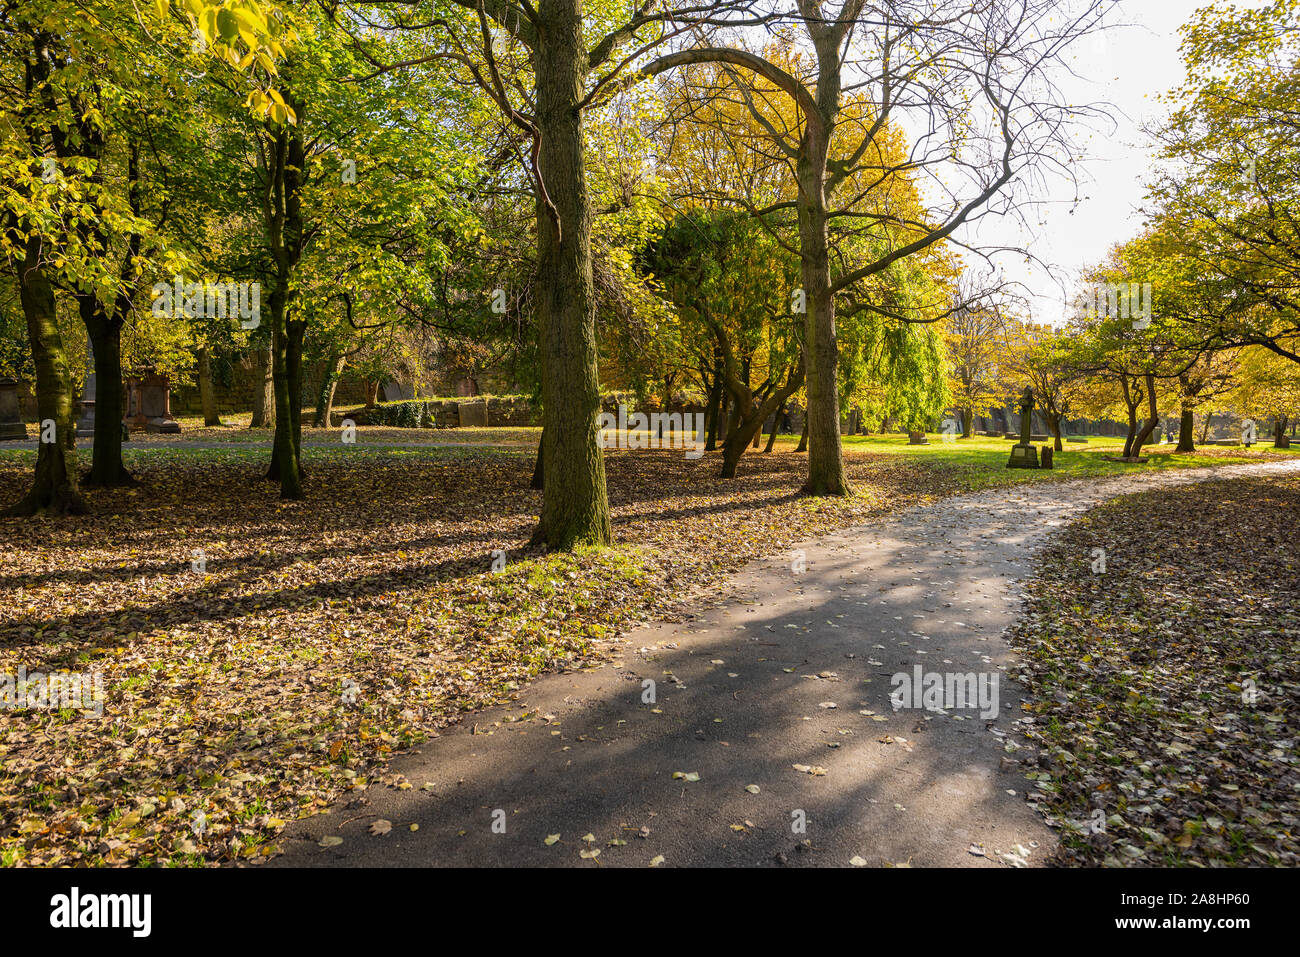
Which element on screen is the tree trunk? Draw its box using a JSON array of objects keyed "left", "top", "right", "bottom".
[
  {"left": 1047, "top": 412, "right": 1063, "bottom": 452},
  {"left": 703, "top": 353, "right": 722, "bottom": 451},
  {"left": 198, "top": 346, "right": 222, "bottom": 426},
  {"left": 4, "top": 238, "right": 86, "bottom": 516},
  {"left": 313, "top": 352, "right": 345, "bottom": 428},
  {"left": 84, "top": 316, "right": 132, "bottom": 486},
  {"left": 1120, "top": 376, "right": 1139, "bottom": 459},
  {"left": 719, "top": 426, "right": 752, "bottom": 478},
  {"left": 961, "top": 407, "right": 974, "bottom": 439},
  {"left": 281, "top": 319, "right": 307, "bottom": 496},
  {"left": 1275, "top": 414, "right": 1290, "bottom": 448},
  {"left": 530, "top": 425, "right": 545, "bottom": 489},
  {"left": 764, "top": 401, "right": 785, "bottom": 453},
  {"left": 1200, "top": 410, "right": 1214, "bottom": 444},
  {"left": 529, "top": 0, "right": 611, "bottom": 549},
  {"left": 719, "top": 409, "right": 760, "bottom": 478},
  {"left": 263, "top": 94, "right": 307, "bottom": 500},
  {"left": 719, "top": 365, "right": 803, "bottom": 478},
  {"left": 1130, "top": 373, "right": 1159, "bottom": 460},
  {"left": 267, "top": 318, "right": 305, "bottom": 498},
  {"left": 799, "top": 119, "right": 849, "bottom": 496},
  {"left": 1176, "top": 402, "right": 1195, "bottom": 452},
  {"left": 267, "top": 317, "right": 291, "bottom": 484},
  {"left": 795, "top": 416, "right": 808, "bottom": 453},
  {"left": 250, "top": 346, "right": 274, "bottom": 428}
]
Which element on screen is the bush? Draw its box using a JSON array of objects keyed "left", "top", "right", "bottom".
[{"left": 365, "top": 400, "right": 429, "bottom": 429}]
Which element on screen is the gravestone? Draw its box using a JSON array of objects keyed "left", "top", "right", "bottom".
[
  {"left": 1006, "top": 386, "right": 1039, "bottom": 469},
  {"left": 76, "top": 373, "right": 97, "bottom": 437},
  {"left": 0, "top": 379, "right": 27, "bottom": 440},
  {"left": 907, "top": 430, "right": 929, "bottom": 445},
  {"left": 76, "top": 335, "right": 96, "bottom": 437},
  {"left": 124, "top": 369, "right": 181, "bottom": 433},
  {"left": 1040, "top": 445, "right": 1054, "bottom": 470},
  {"left": 457, "top": 399, "right": 488, "bottom": 428}
]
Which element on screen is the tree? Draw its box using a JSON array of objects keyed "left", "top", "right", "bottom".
[
  {"left": 1231, "top": 346, "right": 1300, "bottom": 448},
  {"left": 174, "top": 3, "right": 487, "bottom": 497},
  {"left": 333, "top": 0, "right": 774, "bottom": 546},
  {"left": 1146, "top": 0, "right": 1300, "bottom": 366},
  {"left": 1067, "top": 270, "right": 1196, "bottom": 462},
  {"left": 644, "top": 210, "right": 803, "bottom": 477},
  {"left": 640, "top": 0, "right": 1116, "bottom": 495},
  {"left": 945, "top": 301, "right": 1005, "bottom": 438},
  {"left": 1004, "top": 319, "right": 1087, "bottom": 451},
  {"left": 1, "top": 27, "right": 78, "bottom": 512},
  {"left": 0, "top": 0, "right": 285, "bottom": 513}
]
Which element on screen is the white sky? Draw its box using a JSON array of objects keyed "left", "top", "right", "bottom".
[{"left": 967, "top": 0, "right": 1252, "bottom": 325}]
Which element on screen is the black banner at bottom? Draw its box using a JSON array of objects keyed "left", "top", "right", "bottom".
[{"left": 0, "top": 865, "right": 1288, "bottom": 946}]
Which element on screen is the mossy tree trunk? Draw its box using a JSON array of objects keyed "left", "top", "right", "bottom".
[
  {"left": 262, "top": 92, "right": 307, "bottom": 500},
  {"left": 4, "top": 236, "right": 86, "bottom": 516},
  {"left": 529, "top": 0, "right": 611, "bottom": 549}
]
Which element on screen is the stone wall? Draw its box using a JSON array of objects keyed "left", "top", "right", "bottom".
[{"left": 170, "top": 352, "right": 368, "bottom": 416}]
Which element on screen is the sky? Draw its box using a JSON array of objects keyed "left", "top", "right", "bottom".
[{"left": 965, "top": 0, "right": 1253, "bottom": 325}]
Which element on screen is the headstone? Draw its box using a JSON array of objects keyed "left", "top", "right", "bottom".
[
  {"left": 907, "top": 430, "right": 929, "bottom": 445},
  {"left": 76, "top": 335, "right": 95, "bottom": 437},
  {"left": 76, "top": 372, "right": 97, "bottom": 437},
  {"left": 145, "top": 372, "right": 179, "bottom": 433},
  {"left": 0, "top": 378, "right": 27, "bottom": 440},
  {"left": 1007, "top": 386, "right": 1040, "bottom": 469},
  {"left": 1040, "top": 445, "right": 1054, "bottom": 470},
  {"left": 123, "top": 374, "right": 144, "bottom": 431},
  {"left": 457, "top": 399, "right": 488, "bottom": 428},
  {"left": 124, "top": 368, "right": 181, "bottom": 433}
]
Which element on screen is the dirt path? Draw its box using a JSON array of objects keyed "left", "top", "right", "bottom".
[{"left": 266, "top": 458, "right": 1300, "bottom": 868}]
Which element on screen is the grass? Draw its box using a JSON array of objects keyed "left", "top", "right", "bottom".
[{"left": 823, "top": 432, "right": 1298, "bottom": 489}]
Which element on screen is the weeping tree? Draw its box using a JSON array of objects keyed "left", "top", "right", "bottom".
[{"left": 642, "top": 210, "right": 804, "bottom": 478}]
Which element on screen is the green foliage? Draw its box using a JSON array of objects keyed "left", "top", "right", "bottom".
[{"left": 363, "top": 399, "right": 430, "bottom": 429}]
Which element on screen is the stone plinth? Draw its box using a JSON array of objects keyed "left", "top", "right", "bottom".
[{"left": 1007, "top": 444, "right": 1039, "bottom": 469}]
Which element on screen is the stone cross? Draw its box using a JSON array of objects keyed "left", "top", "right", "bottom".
[
  {"left": 1007, "top": 386, "right": 1040, "bottom": 469},
  {"left": 1018, "top": 386, "right": 1034, "bottom": 445}
]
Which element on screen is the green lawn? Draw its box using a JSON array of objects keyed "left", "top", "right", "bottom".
[
  {"left": 9, "top": 422, "right": 1294, "bottom": 493},
  {"left": 779, "top": 431, "right": 1299, "bottom": 491}
]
